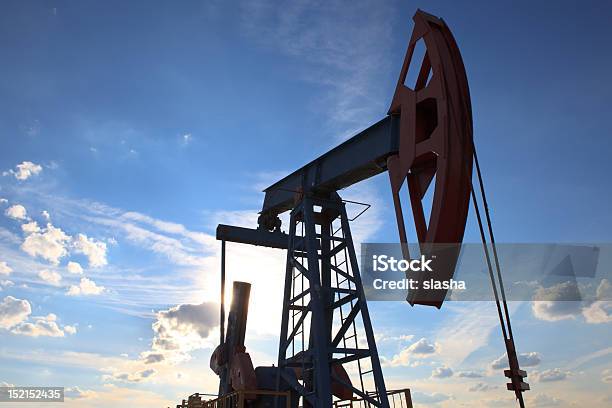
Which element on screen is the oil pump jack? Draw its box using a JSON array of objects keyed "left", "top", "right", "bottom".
[{"left": 204, "top": 9, "right": 529, "bottom": 408}]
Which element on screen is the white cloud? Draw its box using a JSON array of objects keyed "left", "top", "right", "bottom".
[
  {"left": 407, "top": 338, "right": 437, "bottom": 355},
  {"left": 529, "top": 393, "right": 563, "bottom": 407},
  {"left": 66, "top": 261, "right": 84, "bottom": 275},
  {"left": 149, "top": 302, "right": 218, "bottom": 363},
  {"left": 41, "top": 210, "right": 50, "bottom": 221},
  {"left": 533, "top": 280, "right": 611, "bottom": 324},
  {"left": 103, "top": 368, "right": 157, "bottom": 383},
  {"left": 0, "top": 296, "right": 32, "bottom": 329},
  {"left": 521, "top": 352, "right": 544, "bottom": 366},
  {"left": 468, "top": 382, "right": 497, "bottom": 392},
  {"left": 0, "top": 280, "right": 14, "bottom": 288},
  {"left": 383, "top": 337, "right": 438, "bottom": 367},
  {"left": 5, "top": 161, "right": 43, "bottom": 181},
  {"left": 64, "top": 383, "right": 169, "bottom": 406},
  {"left": 65, "top": 386, "right": 94, "bottom": 399},
  {"left": 64, "top": 325, "right": 77, "bottom": 335},
  {"left": 5, "top": 204, "right": 28, "bottom": 220},
  {"left": 11, "top": 313, "right": 66, "bottom": 337},
  {"left": 72, "top": 233, "right": 108, "bottom": 268},
  {"left": 582, "top": 280, "right": 612, "bottom": 323},
  {"left": 596, "top": 279, "right": 612, "bottom": 300},
  {"left": 120, "top": 211, "right": 213, "bottom": 246},
  {"left": 102, "top": 219, "right": 207, "bottom": 267},
  {"left": 38, "top": 269, "right": 62, "bottom": 286},
  {"left": 457, "top": 371, "right": 483, "bottom": 378},
  {"left": 66, "top": 277, "right": 105, "bottom": 296},
  {"left": 532, "top": 281, "right": 583, "bottom": 321},
  {"left": 602, "top": 368, "right": 612, "bottom": 383},
  {"left": 582, "top": 301, "right": 612, "bottom": 324},
  {"left": 434, "top": 302, "right": 502, "bottom": 367},
  {"left": 0, "top": 261, "right": 12, "bottom": 276},
  {"left": 491, "top": 352, "right": 541, "bottom": 370},
  {"left": 532, "top": 368, "right": 570, "bottom": 382},
  {"left": 411, "top": 391, "right": 452, "bottom": 404},
  {"left": 431, "top": 366, "right": 453, "bottom": 378},
  {"left": 21, "top": 223, "right": 71, "bottom": 265},
  {"left": 0, "top": 198, "right": 8, "bottom": 204},
  {"left": 21, "top": 221, "right": 40, "bottom": 234}
]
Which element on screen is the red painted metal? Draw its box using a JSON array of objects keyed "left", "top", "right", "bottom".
[{"left": 387, "top": 10, "right": 473, "bottom": 308}]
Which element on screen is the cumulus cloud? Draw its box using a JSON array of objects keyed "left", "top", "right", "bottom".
[
  {"left": 529, "top": 393, "right": 563, "bottom": 407},
  {"left": 409, "top": 338, "right": 438, "bottom": 355},
  {"left": 21, "top": 223, "right": 71, "bottom": 265},
  {"left": 66, "top": 277, "right": 105, "bottom": 296},
  {"left": 72, "top": 233, "right": 107, "bottom": 267},
  {"left": 38, "top": 269, "right": 62, "bottom": 286},
  {"left": 103, "top": 368, "right": 157, "bottom": 383},
  {"left": 65, "top": 386, "right": 95, "bottom": 399},
  {"left": 11, "top": 313, "right": 67, "bottom": 337},
  {"left": 431, "top": 366, "right": 453, "bottom": 378},
  {"left": 4, "top": 161, "right": 42, "bottom": 181},
  {"left": 0, "top": 280, "right": 14, "bottom": 289},
  {"left": 469, "top": 382, "right": 497, "bottom": 392},
  {"left": 0, "top": 296, "right": 31, "bottom": 329},
  {"left": 532, "top": 281, "right": 583, "bottom": 321},
  {"left": 532, "top": 368, "right": 570, "bottom": 382},
  {"left": 5, "top": 204, "right": 28, "bottom": 220},
  {"left": 141, "top": 352, "right": 165, "bottom": 365},
  {"left": 533, "top": 279, "right": 612, "bottom": 324},
  {"left": 582, "top": 301, "right": 612, "bottom": 323},
  {"left": 148, "top": 302, "right": 218, "bottom": 363},
  {"left": 0, "top": 198, "right": 7, "bottom": 204},
  {"left": 64, "top": 325, "right": 77, "bottom": 335},
  {"left": 66, "top": 261, "right": 84, "bottom": 275},
  {"left": 491, "top": 352, "right": 541, "bottom": 370},
  {"left": 411, "top": 391, "right": 451, "bottom": 404},
  {"left": 21, "top": 221, "right": 40, "bottom": 234},
  {"left": 582, "top": 280, "right": 612, "bottom": 323},
  {"left": 457, "top": 371, "right": 483, "bottom": 378},
  {"left": 41, "top": 210, "right": 50, "bottom": 221},
  {"left": 383, "top": 337, "right": 438, "bottom": 367},
  {"left": 0, "top": 262, "right": 12, "bottom": 276}
]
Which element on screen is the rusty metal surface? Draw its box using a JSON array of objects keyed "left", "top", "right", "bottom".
[
  {"left": 210, "top": 282, "right": 256, "bottom": 397},
  {"left": 387, "top": 10, "right": 473, "bottom": 308}
]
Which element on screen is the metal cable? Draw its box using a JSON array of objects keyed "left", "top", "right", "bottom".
[
  {"left": 473, "top": 148, "right": 515, "bottom": 341},
  {"left": 470, "top": 146, "right": 525, "bottom": 408}
]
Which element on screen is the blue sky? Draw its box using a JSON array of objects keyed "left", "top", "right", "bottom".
[{"left": 0, "top": 1, "right": 611, "bottom": 407}]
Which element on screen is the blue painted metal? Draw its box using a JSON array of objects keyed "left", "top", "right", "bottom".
[{"left": 275, "top": 193, "right": 390, "bottom": 408}]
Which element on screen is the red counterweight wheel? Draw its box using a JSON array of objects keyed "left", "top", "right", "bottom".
[{"left": 387, "top": 10, "right": 474, "bottom": 308}]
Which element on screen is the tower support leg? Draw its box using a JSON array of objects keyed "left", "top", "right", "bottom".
[{"left": 276, "top": 193, "right": 389, "bottom": 408}]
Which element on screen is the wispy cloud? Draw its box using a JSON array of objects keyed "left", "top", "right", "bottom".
[{"left": 240, "top": 0, "right": 395, "bottom": 139}]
